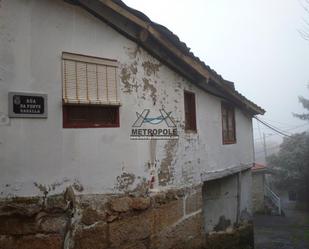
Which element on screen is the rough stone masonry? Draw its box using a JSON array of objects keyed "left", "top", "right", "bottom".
[{"left": 0, "top": 185, "right": 253, "bottom": 249}]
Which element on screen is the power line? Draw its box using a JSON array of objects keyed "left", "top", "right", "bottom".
[
  {"left": 255, "top": 144, "right": 281, "bottom": 155},
  {"left": 257, "top": 119, "right": 263, "bottom": 143},
  {"left": 258, "top": 118, "right": 291, "bottom": 136},
  {"left": 260, "top": 118, "right": 298, "bottom": 128},
  {"left": 254, "top": 118, "right": 308, "bottom": 158},
  {"left": 254, "top": 123, "right": 309, "bottom": 141},
  {"left": 254, "top": 116, "right": 292, "bottom": 137}
]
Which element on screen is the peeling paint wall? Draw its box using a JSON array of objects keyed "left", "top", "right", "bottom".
[
  {"left": 202, "top": 170, "right": 252, "bottom": 234},
  {"left": 202, "top": 175, "right": 238, "bottom": 233},
  {"left": 0, "top": 0, "right": 254, "bottom": 199}
]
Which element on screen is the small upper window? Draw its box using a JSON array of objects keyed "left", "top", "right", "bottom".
[
  {"left": 62, "top": 52, "right": 120, "bottom": 128},
  {"left": 184, "top": 91, "right": 197, "bottom": 132},
  {"left": 221, "top": 102, "right": 236, "bottom": 144}
]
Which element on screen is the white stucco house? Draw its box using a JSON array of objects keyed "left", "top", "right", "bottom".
[{"left": 0, "top": 1, "right": 265, "bottom": 249}]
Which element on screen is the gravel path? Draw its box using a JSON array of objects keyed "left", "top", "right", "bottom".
[{"left": 254, "top": 197, "right": 309, "bottom": 249}]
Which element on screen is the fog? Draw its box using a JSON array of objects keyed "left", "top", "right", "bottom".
[{"left": 123, "top": 0, "right": 309, "bottom": 162}]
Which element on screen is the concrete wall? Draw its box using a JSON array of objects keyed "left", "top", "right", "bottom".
[
  {"left": 203, "top": 175, "right": 238, "bottom": 233},
  {"left": 240, "top": 169, "right": 253, "bottom": 217},
  {"left": 202, "top": 169, "right": 252, "bottom": 234},
  {"left": 252, "top": 173, "right": 265, "bottom": 213},
  {"left": 0, "top": 0, "right": 254, "bottom": 198}
]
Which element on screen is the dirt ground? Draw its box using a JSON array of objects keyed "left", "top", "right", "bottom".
[{"left": 254, "top": 195, "right": 309, "bottom": 249}]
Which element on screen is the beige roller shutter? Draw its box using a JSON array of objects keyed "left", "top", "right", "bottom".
[{"left": 62, "top": 52, "right": 120, "bottom": 105}]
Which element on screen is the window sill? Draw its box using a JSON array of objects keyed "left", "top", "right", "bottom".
[
  {"left": 223, "top": 141, "right": 237, "bottom": 145},
  {"left": 185, "top": 129, "right": 197, "bottom": 134},
  {"left": 63, "top": 125, "right": 120, "bottom": 128}
]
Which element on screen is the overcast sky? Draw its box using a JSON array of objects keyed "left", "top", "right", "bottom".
[{"left": 123, "top": 0, "right": 309, "bottom": 153}]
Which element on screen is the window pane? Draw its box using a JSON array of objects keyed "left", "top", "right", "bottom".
[
  {"left": 221, "top": 102, "right": 236, "bottom": 144},
  {"left": 228, "top": 110, "right": 234, "bottom": 130},
  {"left": 222, "top": 114, "right": 228, "bottom": 131},
  {"left": 63, "top": 105, "right": 119, "bottom": 128},
  {"left": 222, "top": 107, "right": 227, "bottom": 118},
  {"left": 228, "top": 109, "right": 235, "bottom": 141},
  {"left": 222, "top": 104, "right": 228, "bottom": 142},
  {"left": 184, "top": 91, "right": 196, "bottom": 131},
  {"left": 68, "top": 106, "right": 88, "bottom": 121},
  {"left": 228, "top": 128, "right": 235, "bottom": 141},
  {"left": 94, "top": 107, "right": 117, "bottom": 124}
]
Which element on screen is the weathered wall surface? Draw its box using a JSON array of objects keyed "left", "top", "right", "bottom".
[
  {"left": 0, "top": 182, "right": 253, "bottom": 249},
  {"left": 0, "top": 1, "right": 255, "bottom": 248},
  {"left": 202, "top": 170, "right": 254, "bottom": 248},
  {"left": 0, "top": 187, "right": 205, "bottom": 249},
  {"left": 0, "top": 0, "right": 254, "bottom": 198},
  {"left": 203, "top": 175, "right": 238, "bottom": 233},
  {"left": 202, "top": 170, "right": 252, "bottom": 233},
  {"left": 252, "top": 173, "right": 265, "bottom": 213},
  {"left": 240, "top": 169, "right": 253, "bottom": 218}
]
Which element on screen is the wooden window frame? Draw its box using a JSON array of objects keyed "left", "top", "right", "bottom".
[
  {"left": 184, "top": 91, "right": 197, "bottom": 132},
  {"left": 62, "top": 52, "right": 120, "bottom": 129},
  {"left": 63, "top": 104, "right": 120, "bottom": 128},
  {"left": 221, "top": 102, "right": 236, "bottom": 144}
]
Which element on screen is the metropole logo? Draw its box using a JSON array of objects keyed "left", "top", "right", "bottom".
[{"left": 130, "top": 109, "right": 179, "bottom": 140}]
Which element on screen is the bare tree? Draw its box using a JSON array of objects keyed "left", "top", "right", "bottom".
[{"left": 293, "top": 85, "right": 309, "bottom": 120}]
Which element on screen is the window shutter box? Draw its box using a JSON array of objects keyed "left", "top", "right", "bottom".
[{"left": 62, "top": 52, "right": 120, "bottom": 106}]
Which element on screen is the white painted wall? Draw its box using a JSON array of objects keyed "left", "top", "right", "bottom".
[
  {"left": 202, "top": 170, "right": 252, "bottom": 233},
  {"left": 202, "top": 175, "right": 238, "bottom": 233},
  {"left": 240, "top": 169, "right": 253, "bottom": 215},
  {"left": 0, "top": 0, "right": 254, "bottom": 197}
]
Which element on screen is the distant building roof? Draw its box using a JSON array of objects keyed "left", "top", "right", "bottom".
[{"left": 252, "top": 163, "right": 268, "bottom": 173}]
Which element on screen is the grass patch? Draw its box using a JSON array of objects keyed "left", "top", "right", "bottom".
[{"left": 304, "top": 229, "right": 309, "bottom": 241}]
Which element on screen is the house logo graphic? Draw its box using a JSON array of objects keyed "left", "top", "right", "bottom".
[{"left": 130, "top": 109, "right": 179, "bottom": 140}]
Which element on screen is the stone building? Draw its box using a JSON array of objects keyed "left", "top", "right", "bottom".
[{"left": 0, "top": 0, "right": 265, "bottom": 248}]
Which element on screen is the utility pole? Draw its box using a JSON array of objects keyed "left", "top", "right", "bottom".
[
  {"left": 263, "top": 133, "right": 268, "bottom": 162},
  {"left": 263, "top": 133, "right": 270, "bottom": 187}
]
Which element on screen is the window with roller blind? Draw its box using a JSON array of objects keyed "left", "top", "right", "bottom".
[
  {"left": 62, "top": 52, "right": 120, "bottom": 128},
  {"left": 221, "top": 102, "right": 236, "bottom": 144},
  {"left": 184, "top": 91, "right": 197, "bottom": 132}
]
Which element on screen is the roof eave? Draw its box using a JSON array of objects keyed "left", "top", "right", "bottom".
[{"left": 69, "top": 0, "right": 265, "bottom": 115}]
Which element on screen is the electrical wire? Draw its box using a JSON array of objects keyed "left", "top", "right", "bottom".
[
  {"left": 255, "top": 144, "right": 281, "bottom": 155},
  {"left": 254, "top": 116, "right": 292, "bottom": 137},
  {"left": 256, "top": 119, "right": 263, "bottom": 144},
  {"left": 254, "top": 123, "right": 309, "bottom": 141}
]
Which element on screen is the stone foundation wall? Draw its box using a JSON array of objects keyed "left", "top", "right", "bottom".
[
  {"left": 0, "top": 186, "right": 204, "bottom": 249},
  {"left": 0, "top": 185, "right": 253, "bottom": 249}
]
